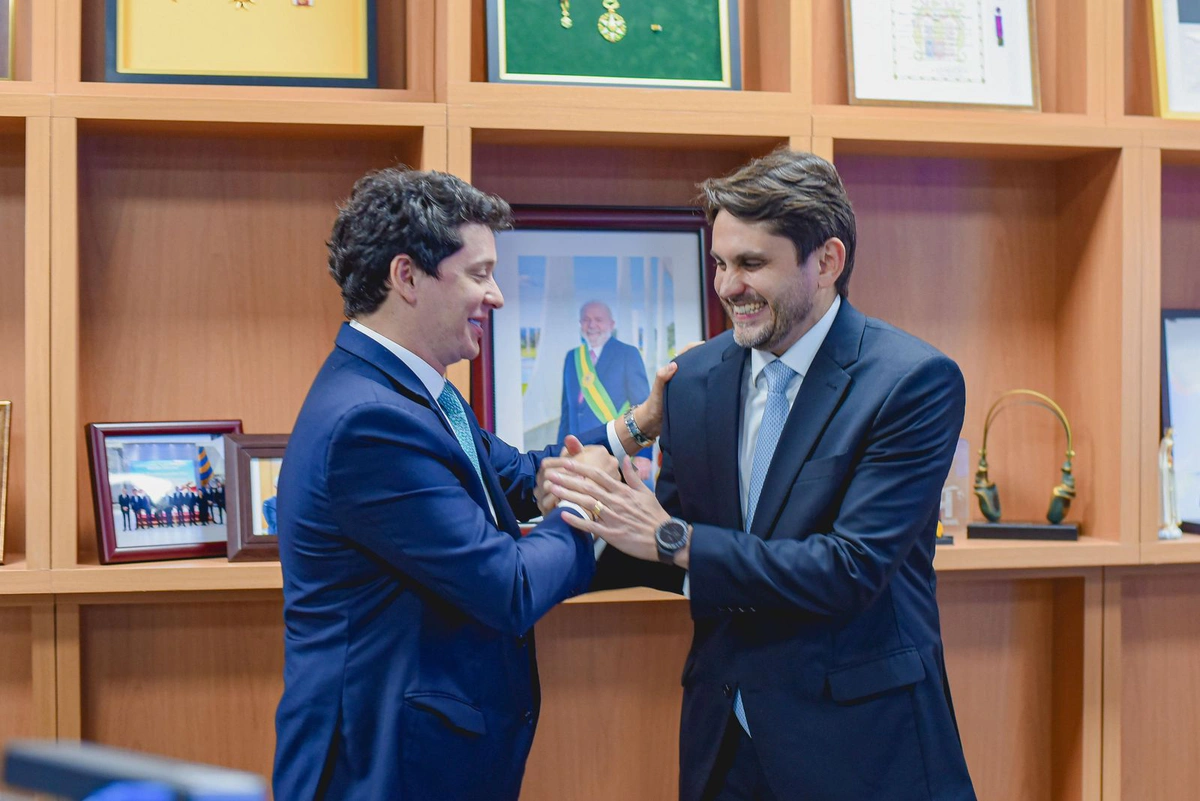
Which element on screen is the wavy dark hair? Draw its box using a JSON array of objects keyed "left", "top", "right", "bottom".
[
  {"left": 699, "top": 148, "right": 856, "bottom": 298},
  {"left": 328, "top": 167, "right": 513, "bottom": 318}
]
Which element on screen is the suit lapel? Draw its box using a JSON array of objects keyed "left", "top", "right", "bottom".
[
  {"left": 750, "top": 302, "right": 865, "bottom": 539},
  {"left": 460, "top": 388, "right": 521, "bottom": 537},
  {"left": 707, "top": 341, "right": 748, "bottom": 531}
]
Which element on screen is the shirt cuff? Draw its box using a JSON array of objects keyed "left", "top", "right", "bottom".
[
  {"left": 606, "top": 419, "right": 624, "bottom": 457},
  {"left": 682, "top": 572, "right": 691, "bottom": 599}
]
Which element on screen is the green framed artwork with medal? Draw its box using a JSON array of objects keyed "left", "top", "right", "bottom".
[{"left": 486, "top": 0, "right": 741, "bottom": 89}]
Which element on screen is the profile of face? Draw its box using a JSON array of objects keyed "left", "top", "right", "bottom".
[
  {"left": 410, "top": 223, "right": 504, "bottom": 374},
  {"left": 579, "top": 302, "right": 616, "bottom": 350},
  {"left": 711, "top": 210, "right": 822, "bottom": 356}
]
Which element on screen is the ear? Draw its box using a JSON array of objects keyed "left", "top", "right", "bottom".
[
  {"left": 814, "top": 238, "right": 846, "bottom": 290},
  {"left": 390, "top": 254, "right": 420, "bottom": 304}
]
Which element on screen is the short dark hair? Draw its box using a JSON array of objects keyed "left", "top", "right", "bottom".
[
  {"left": 327, "top": 167, "right": 514, "bottom": 318},
  {"left": 699, "top": 148, "right": 856, "bottom": 298}
]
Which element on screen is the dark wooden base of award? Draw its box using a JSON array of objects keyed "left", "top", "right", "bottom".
[
  {"left": 935, "top": 534, "right": 955, "bottom": 545},
  {"left": 967, "top": 522, "right": 1080, "bottom": 541}
]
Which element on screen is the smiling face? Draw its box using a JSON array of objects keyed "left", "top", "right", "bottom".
[
  {"left": 579, "top": 302, "right": 616, "bottom": 350},
  {"left": 711, "top": 210, "right": 825, "bottom": 355},
  {"left": 410, "top": 223, "right": 504, "bottom": 374}
]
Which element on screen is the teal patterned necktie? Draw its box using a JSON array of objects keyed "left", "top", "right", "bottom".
[{"left": 437, "top": 382, "right": 484, "bottom": 487}]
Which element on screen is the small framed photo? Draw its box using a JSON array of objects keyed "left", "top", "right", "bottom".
[
  {"left": 845, "top": 0, "right": 1040, "bottom": 110},
  {"left": 1150, "top": 0, "right": 1200, "bottom": 118},
  {"left": 1, "top": 1, "right": 13, "bottom": 81},
  {"left": 486, "top": 0, "right": 741, "bottom": 89},
  {"left": 473, "top": 207, "right": 723, "bottom": 489},
  {"left": 86, "top": 420, "right": 242, "bottom": 564},
  {"left": 1163, "top": 310, "right": 1200, "bottom": 532},
  {"left": 223, "top": 434, "right": 287, "bottom": 562},
  {"left": 0, "top": 400, "right": 10, "bottom": 564},
  {"left": 106, "top": 0, "right": 377, "bottom": 87}
]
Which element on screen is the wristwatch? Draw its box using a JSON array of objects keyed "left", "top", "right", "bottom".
[
  {"left": 623, "top": 405, "right": 654, "bottom": 449},
  {"left": 654, "top": 517, "right": 690, "bottom": 565}
]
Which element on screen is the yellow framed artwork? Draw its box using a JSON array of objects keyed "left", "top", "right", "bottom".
[
  {"left": 1150, "top": 0, "right": 1200, "bottom": 118},
  {"left": 106, "top": 0, "right": 377, "bottom": 87}
]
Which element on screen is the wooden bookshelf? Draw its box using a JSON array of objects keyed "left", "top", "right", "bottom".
[{"left": 0, "top": 1, "right": 1198, "bottom": 799}]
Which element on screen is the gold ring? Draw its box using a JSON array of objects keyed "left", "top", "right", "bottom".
[{"left": 592, "top": 501, "right": 605, "bottom": 521}]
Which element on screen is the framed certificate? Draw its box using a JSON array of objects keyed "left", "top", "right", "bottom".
[
  {"left": 106, "top": 0, "right": 377, "bottom": 87},
  {"left": 845, "top": 0, "right": 1040, "bottom": 109},
  {"left": 1150, "top": 0, "right": 1200, "bottom": 118},
  {"left": 487, "top": 0, "right": 741, "bottom": 89}
]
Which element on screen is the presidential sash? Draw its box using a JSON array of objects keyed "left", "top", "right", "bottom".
[{"left": 573, "top": 345, "right": 630, "bottom": 423}]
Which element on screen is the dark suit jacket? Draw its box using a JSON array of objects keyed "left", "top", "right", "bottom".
[
  {"left": 557, "top": 338, "right": 651, "bottom": 442},
  {"left": 597, "top": 301, "right": 976, "bottom": 801},
  {"left": 273, "top": 323, "right": 600, "bottom": 801}
]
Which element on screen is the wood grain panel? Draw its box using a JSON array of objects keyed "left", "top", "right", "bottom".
[
  {"left": 471, "top": 141, "right": 782, "bottom": 208},
  {"left": 0, "top": 607, "right": 35, "bottom": 750},
  {"left": 0, "top": 134, "right": 25, "bottom": 564},
  {"left": 80, "top": 600, "right": 284, "bottom": 781},
  {"left": 521, "top": 600, "right": 692, "bottom": 801},
  {"left": 74, "top": 131, "right": 422, "bottom": 563},
  {"left": 1162, "top": 165, "right": 1200, "bottom": 309},
  {"left": 837, "top": 155, "right": 1123, "bottom": 533},
  {"left": 1124, "top": 0, "right": 1154, "bottom": 117},
  {"left": 1119, "top": 567, "right": 1200, "bottom": 800},
  {"left": 939, "top": 578, "right": 1064, "bottom": 801}
]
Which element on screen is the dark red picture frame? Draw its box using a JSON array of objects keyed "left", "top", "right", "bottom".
[
  {"left": 470, "top": 206, "right": 726, "bottom": 432},
  {"left": 224, "top": 434, "right": 288, "bottom": 562},
  {"left": 86, "top": 420, "right": 243, "bottom": 564}
]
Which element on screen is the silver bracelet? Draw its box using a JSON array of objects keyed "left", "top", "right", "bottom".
[{"left": 623, "top": 405, "right": 654, "bottom": 448}]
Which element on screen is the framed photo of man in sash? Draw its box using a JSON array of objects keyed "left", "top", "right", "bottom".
[{"left": 475, "top": 207, "right": 723, "bottom": 487}]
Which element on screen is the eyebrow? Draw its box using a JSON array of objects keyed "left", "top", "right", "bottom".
[{"left": 711, "top": 250, "right": 769, "bottom": 262}]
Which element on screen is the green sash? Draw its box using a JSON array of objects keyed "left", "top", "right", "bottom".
[{"left": 573, "top": 345, "right": 630, "bottom": 423}]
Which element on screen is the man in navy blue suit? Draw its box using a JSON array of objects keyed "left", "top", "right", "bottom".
[
  {"left": 546, "top": 149, "right": 977, "bottom": 801},
  {"left": 271, "top": 167, "right": 670, "bottom": 801},
  {"left": 557, "top": 300, "right": 654, "bottom": 479}
]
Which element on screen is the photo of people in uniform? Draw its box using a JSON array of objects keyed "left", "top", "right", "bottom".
[
  {"left": 104, "top": 432, "right": 229, "bottom": 550},
  {"left": 490, "top": 224, "right": 707, "bottom": 487}
]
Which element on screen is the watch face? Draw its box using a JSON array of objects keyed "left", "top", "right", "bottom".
[{"left": 657, "top": 519, "right": 687, "bottom": 549}]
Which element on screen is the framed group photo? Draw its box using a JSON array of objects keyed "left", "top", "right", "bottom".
[
  {"left": 1150, "top": 0, "right": 1200, "bottom": 118},
  {"left": 474, "top": 207, "right": 722, "bottom": 488},
  {"left": 224, "top": 434, "right": 287, "bottom": 562},
  {"left": 86, "top": 420, "right": 242, "bottom": 564},
  {"left": 845, "top": 0, "right": 1040, "bottom": 110},
  {"left": 1163, "top": 310, "right": 1200, "bottom": 532}
]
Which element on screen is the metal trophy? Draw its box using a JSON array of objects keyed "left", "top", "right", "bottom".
[{"left": 1160, "top": 428, "right": 1184, "bottom": 541}]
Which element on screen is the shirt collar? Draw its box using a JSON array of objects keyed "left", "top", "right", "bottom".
[
  {"left": 349, "top": 320, "right": 446, "bottom": 399},
  {"left": 750, "top": 295, "right": 842, "bottom": 387}
]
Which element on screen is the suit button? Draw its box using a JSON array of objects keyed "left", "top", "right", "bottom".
[
  {"left": 722, "top": 684, "right": 733, "bottom": 698},
  {"left": 516, "top": 634, "right": 528, "bottom": 647},
  {"left": 524, "top": 710, "right": 534, "bottom": 724}
]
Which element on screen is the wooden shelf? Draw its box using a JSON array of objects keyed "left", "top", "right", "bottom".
[
  {"left": 0, "top": 559, "right": 51, "bottom": 596},
  {"left": 50, "top": 560, "right": 282, "bottom": 596},
  {"left": 935, "top": 536, "right": 1138, "bottom": 571}
]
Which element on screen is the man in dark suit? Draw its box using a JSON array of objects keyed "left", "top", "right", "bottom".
[
  {"left": 545, "top": 149, "right": 977, "bottom": 801},
  {"left": 272, "top": 167, "right": 668, "bottom": 801},
  {"left": 557, "top": 300, "right": 654, "bottom": 480}
]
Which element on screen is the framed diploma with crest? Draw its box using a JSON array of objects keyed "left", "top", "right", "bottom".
[{"left": 106, "top": 0, "right": 377, "bottom": 87}]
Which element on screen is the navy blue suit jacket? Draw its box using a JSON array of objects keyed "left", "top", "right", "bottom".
[
  {"left": 273, "top": 324, "right": 600, "bottom": 801},
  {"left": 597, "top": 301, "right": 976, "bottom": 801},
  {"left": 557, "top": 338, "right": 651, "bottom": 442}
]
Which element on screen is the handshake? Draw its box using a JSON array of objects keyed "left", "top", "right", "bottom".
[{"left": 530, "top": 360, "right": 685, "bottom": 567}]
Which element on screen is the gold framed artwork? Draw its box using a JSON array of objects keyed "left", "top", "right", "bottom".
[
  {"left": 106, "top": 0, "right": 377, "bottom": 87},
  {"left": 845, "top": 0, "right": 1040, "bottom": 110},
  {"left": 0, "top": 401, "right": 10, "bottom": 564},
  {"left": 1150, "top": 0, "right": 1200, "bottom": 118}
]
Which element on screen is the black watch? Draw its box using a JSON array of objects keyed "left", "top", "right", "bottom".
[{"left": 655, "top": 517, "right": 690, "bottom": 565}]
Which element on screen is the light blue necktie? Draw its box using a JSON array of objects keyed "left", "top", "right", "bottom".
[
  {"left": 437, "top": 382, "right": 485, "bottom": 489},
  {"left": 734, "top": 358, "right": 797, "bottom": 736}
]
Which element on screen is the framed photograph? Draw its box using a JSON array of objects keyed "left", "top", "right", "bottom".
[
  {"left": 105, "top": 0, "right": 377, "bottom": 87},
  {"left": 86, "top": 420, "right": 242, "bottom": 564},
  {"left": 1163, "top": 310, "right": 1200, "bottom": 532},
  {"left": 486, "top": 0, "right": 741, "bottom": 89},
  {"left": 473, "top": 207, "right": 723, "bottom": 489},
  {"left": 0, "top": 401, "right": 10, "bottom": 564},
  {"left": 1150, "top": 0, "right": 1200, "bottom": 118},
  {"left": 223, "top": 434, "right": 286, "bottom": 562},
  {"left": 845, "top": 0, "right": 1040, "bottom": 110},
  {"left": 1, "top": 1, "right": 13, "bottom": 81}
]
